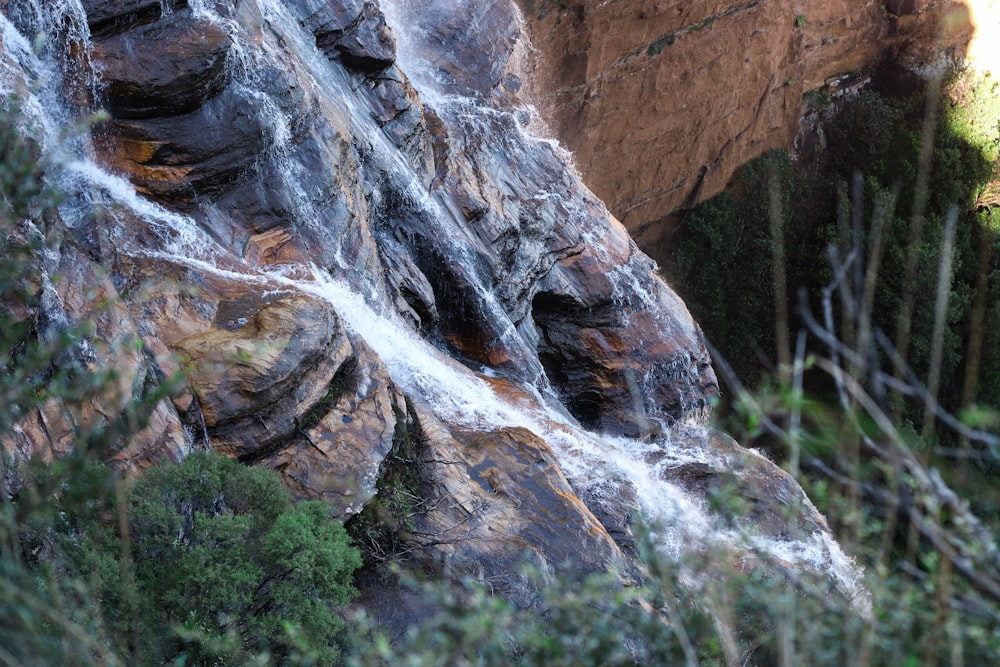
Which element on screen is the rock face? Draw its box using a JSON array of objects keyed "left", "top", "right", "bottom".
[
  {"left": 516, "top": 0, "right": 975, "bottom": 252},
  {"left": 0, "top": 0, "right": 864, "bottom": 614}
]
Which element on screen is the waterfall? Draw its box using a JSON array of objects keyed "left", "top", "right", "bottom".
[{"left": 0, "top": 0, "right": 869, "bottom": 613}]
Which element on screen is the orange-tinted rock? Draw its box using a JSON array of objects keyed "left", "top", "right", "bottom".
[
  {"left": 175, "top": 296, "right": 342, "bottom": 428},
  {"left": 124, "top": 263, "right": 349, "bottom": 456},
  {"left": 0, "top": 242, "right": 188, "bottom": 475},
  {"left": 407, "top": 403, "right": 627, "bottom": 575},
  {"left": 517, "top": 0, "right": 975, "bottom": 249},
  {"left": 244, "top": 226, "right": 310, "bottom": 268},
  {"left": 258, "top": 337, "right": 404, "bottom": 519},
  {"left": 93, "top": 85, "right": 274, "bottom": 203}
]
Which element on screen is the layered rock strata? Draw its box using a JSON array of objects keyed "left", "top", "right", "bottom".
[
  {"left": 0, "top": 0, "right": 861, "bottom": 603},
  {"left": 517, "top": 0, "right": 975, "bottom": 252}
]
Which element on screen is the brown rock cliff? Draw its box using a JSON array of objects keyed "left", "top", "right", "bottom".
[
  {"left": 0, "top": 0, "right": 865, "bottom": 608},
  {"left": 517, "top": 0, "right": 974, "bottom": 252}
]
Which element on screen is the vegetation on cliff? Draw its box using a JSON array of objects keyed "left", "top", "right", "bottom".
[
  {"left": 0, "top": 102, "right": 361, "bottom": 666},
  {"left": 4, "top": 452, "right": 361, "bottom": 666},
  {"left": 673, "top": 66, "right": 1000, "bottom": 409},
  {"left": 660, "top": 64, "right": 1000, "bottom": 664}
]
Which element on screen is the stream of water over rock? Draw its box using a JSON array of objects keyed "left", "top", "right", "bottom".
[{"left": 0, "top": 0, "right": 867, "bottom": 613}]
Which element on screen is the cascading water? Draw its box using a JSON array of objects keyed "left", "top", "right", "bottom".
[{"left": 0, "top": 0, "right": 869, "bottom": 621}]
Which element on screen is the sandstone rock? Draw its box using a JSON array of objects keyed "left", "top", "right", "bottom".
[
  {"left": 404, "top": 402, "right": 627, "bottom": 577},
  {"left": 378, "top": 0, "right": 719, "bottom": 428},
  {"left": 91, "top": 11, "right": 231, "bottom": 118},
  {"left": 128, "top": 269, "right": 349, "bottom": 457},
  {"left": 293, "top": 0, "right": 396, "bottom": 73},
  {"left": 91, "top": 200, "right": 399, "bottom": 518},
  {"left": 289, "top": 0, "right": 365, "bottom": 60},
  {"left": 533, "top": 214, "right": 716, "bottom": 436},
  {"left": 375, "top": 233, "right": 439, "bottom": 330},
  {"left": 258, "top": 336, "right": 404, "bottom": 519},
  {"left": 517, "top": 0, "right": 975, "bottom": 253},
  {"left": 93, "top": 86, "right": 271, "bottom": 203},
  {"left": 659, "top": 431, "right": 829, "bottom": 540},
  {"left": 175, "top": 295, "right": 340, "bottom": 426},
  {"left": 291, "top": 0, "right": 365, "bottom": 42},
  {"left": 0, "top": 241, "right": 188, "bottom": 474},
  {"left": 357, "top": 64, "right": 437, "bottom": 179},
  {"left": 335, "top": 1, "right": 396, "bottom": 73},
  {"left": 244, "top": 225, "right": 311, "bottom": 268},
  {"left": 81, "top": 0, "right": 168, "bottom": 34},
  {"left": 388, "top": 0, "right": 519, "bottom": 96},
  {"left": 533, "top": 284, "right": 717, "bottom": 436}
]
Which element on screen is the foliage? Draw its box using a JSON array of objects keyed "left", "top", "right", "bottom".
[
  {"left": 713, "top": 271, "right": 1000, "bottom": 666},
  {"left": 348, "top": 502, "right": 999, "bottom": 666},
  {"left": 348, "top": 539, "right": 717, "bottom": 667},
  {"left": 669, "top": 150, "right": 800, "bottom": 383},
  {"left": 0, "top": 95, "right": 139, "bottom": 667},
  {"left": 125, "top": 451, "right": 361, "bottom": 665},
  {"left": 0, "top": 98, "right": 85, "bottom": 445},
  {"left": 0, "top": 99, "right": 360, "bottom": 665},
  {"left": 670, "top": 67, "right": 1000, "bottom": 427},
  {"left": 4, "top": 451, "right": 362, "bottom": 667}
]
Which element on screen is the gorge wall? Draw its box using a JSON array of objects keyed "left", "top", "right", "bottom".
[
  {"left": 0, "top": 0, "right": 868, "bottom": 628},
  {"left": 517, "top": 0, "right": 976, "bottom": 254}
]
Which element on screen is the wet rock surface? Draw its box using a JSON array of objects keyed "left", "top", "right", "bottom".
[
  {"left": 659, "top": 431, "right": 829, "bottom": 540},
  {"left": 404, "top": 403, "right": 628, "bottom": 576},
  {"left": 0, "top": 0, "right": 868, "bottom": 621},
  {"left": 80, "top": 0, "right": 169, "bottom": 36},
  {"left": 92, "top": 12, "right": 231, "bottom": 118}
]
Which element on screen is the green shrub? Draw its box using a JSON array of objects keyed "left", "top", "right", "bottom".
[
  {"left": 5, "top": 451, "right": 362, "bottom": 666},
  {"left": 126, "top": 452, "right": 361, "bottom": 665}
]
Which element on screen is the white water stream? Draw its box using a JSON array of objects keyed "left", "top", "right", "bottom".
[{"left": 0, "top": 0, "right": 868, "bottom": 608}]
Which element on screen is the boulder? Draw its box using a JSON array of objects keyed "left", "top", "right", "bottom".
[
  {"left": 658, "top": 431, "right": 829, "bottom": 540},
  {"left": 290, "top": 0, "right": 396, "bottom": 72},
  {"left": 334, "top": 1, "right": 396, "bottom": 73},
  {"left": 402, "top": 402, "right": 628, "bottom": 577},
  {"left": 258, "top": 337, "right": 404, "bottom": 519},
  {"left": 123, "top": 263, "right": 348, "bottom": 456},
  {"left": 91, "top": 11, "right": 231, "bottom": 118}
]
